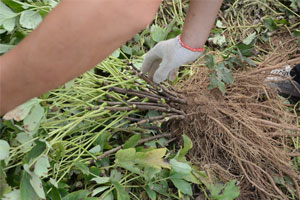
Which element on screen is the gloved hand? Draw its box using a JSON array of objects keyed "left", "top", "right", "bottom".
[{"left": 141, "top": 35, "right": 204, "bottom": 83}]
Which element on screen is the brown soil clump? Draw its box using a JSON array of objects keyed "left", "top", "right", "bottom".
[{"left": 171, "top": 56, "right": 300, "bottom": 199}]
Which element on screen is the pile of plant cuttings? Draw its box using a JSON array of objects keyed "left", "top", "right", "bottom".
[
  {"left": 1, "top": 0, "right": 300, "bottom": 199},
  {"left": 128, "top": 41, "right": 300, "bottom": 199},
  {"left": 85, "top": 40, "right": 300, "bottom": 200},
  {"left": 92, "top": 35, "right": 300, "bottom": 199},
  {"left": 171, "top": 60, "right": 300, "bottom": 200}
]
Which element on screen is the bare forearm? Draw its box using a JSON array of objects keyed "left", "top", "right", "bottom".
[
  {"left": 181, "top": 0, "right": 223, "bottom": 48},
  {"left": 0, "top": 0, "right": 160, "bottom": 115}
]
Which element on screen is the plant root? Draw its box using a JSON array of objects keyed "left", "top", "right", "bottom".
[{"left": 170, "top": 58, "right": 300, "bottom": 199}]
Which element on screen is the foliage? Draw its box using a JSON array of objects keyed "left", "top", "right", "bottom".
[
  {"left": 1, "top": 0, "right": 300, "bottom": 199},
  {"left": 0, "top": 0, "right": 55, "bottom": 53}
]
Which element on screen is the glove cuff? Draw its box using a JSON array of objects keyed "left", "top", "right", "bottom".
[{"left": 178, "top": 35, "right": 205, "bottom": 52}]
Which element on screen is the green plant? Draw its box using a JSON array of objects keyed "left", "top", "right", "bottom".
[
  {"left": 0, "top": 0, "right": 57, "bottom": 54},
  {"left": 1, "top": 0, "right": 299, "bottom": 199}
]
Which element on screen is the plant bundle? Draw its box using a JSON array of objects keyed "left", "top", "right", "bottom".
[
  {"left": 89, "top": 55, "right": 300, "bottom": 199},
  {"left": 171, "top": 62, "right": 300, "bottom": 200}
]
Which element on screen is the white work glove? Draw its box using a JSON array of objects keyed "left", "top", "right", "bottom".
[{"left": 141, "top": 35, "right": 203, "bottom": 83}]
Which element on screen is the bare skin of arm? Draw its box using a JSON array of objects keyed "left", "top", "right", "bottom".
[
  {"left": 0, "top": 0, "right": 161, "bottom": 115},
  {"left": 181, "top": 0, "right": 223, "bottom": 48}
]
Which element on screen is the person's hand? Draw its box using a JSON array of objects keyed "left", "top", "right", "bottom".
[{"left": 141, "top": 35, "right": 203, "bottom": 83}]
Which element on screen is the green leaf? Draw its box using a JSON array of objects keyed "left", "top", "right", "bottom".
[
  {"left": 216, "top": 63, "right": 234, "bottom": 84},
  {"left": 208, "top": 73, "right": 219, "bottom": 90},
  {"left": 0, "top": 166, "right": 11, "bottom": 197},
  {"left": 236, "top": 42, "right": 254, "bottom": 57},
  {"left": 101, "top": 191, "right": 114, "bottom": 200},
  {"left": 242, "top": 33, "right": 256, "bottom": 45},
  {"left": 290, "top": 0, "right": 300, "bottom": 10},
  {"left": 43, "top": 0, "right": 58, "bottom": 8},
  {"left": 242, "top": 57, "right": 256, "bottom": 67},
  {"left": 164, "top": 19, "right": 176, "bottom": 36},
  {"left": 115, "top": 148, "right": 140, "bottom": 174},
  {"left": 144, "top": 166, "right": 161, "bottom": 181},
  {"left": 29, "top": 173, "right": 45, "bottom": 199},
  {"left": 153, "top": 183, "right": 169, "bottom": 197},
  {"left": 135, "top": 148, "right": 170, "bottom": 169},
  {"left": 74, "top": 161, "right": 89, "bottom": 175},
  {"left": 208, "top": 34, "right": 226, "bottom": 46},
  {"left": 89, "top": 145, "right": 101, "bottom": 154},
  {"left": 109, "top": 169, "right": 122, "bottom": 183},
  {"left": 192, "top": 170, "right": 211, "bottom": 187},
  {"left": 112, "top": 181, "right": 130, "bottom": 200},
  {"left": 205, "top": 55, "right": 215, "bottom": 70},
  {"left": 145, "top": 185, "right": 156, "bottom": 200},
  {"left": 0, "top": 1, "right": 15, "bottom": 18},
  {"left": 34, "top": 155, "right": 50, "bottom": 178},
  {"left": 208, "top": 72, "right": 227, "bottom": 94},
  {"left": 170, "top": 159, "right": 191, "bottom": 174},
  {"left": 209, "top": 183, "right": 223, "bottom": 197},
  {"left": 3, "top": 17, "right": 15, "bottom": 32},
  {"left": 263, "top": 18, "right": 277, "bottom": 31},
  {"left": 23, "top": 140, "right": 46, "bottom": 164},
  {"left": 123, "top": 134, "right": 141, "bottom": 149},
  {"left": 20, "top": 171, "right": 39, "bottom": 200},
  {"left": 53, "top": 142, "right": 66, "bottom": 160},
  {"left": 293, "top": 30, "right": 300, "bottom": 37},
  {"left": 221, "top": 180, "right": 240, "bottom": 200},
  {"left": 217, "top": 81, "right": 226, "bottom": 95},
  {"left": 49, "top": 186, "right": 61, "bottom": 200},
  {"left": 170, "top": 170, "right": 200, "bottom": 185},
  {"left": 23, "top": 103, "right": 44, "bottom": 132},
  {"left": 92, "top": 186, "right": 109, "bottom": 197},
  {"left": 182, "top": 172, "right": 201, "bottom": 184},
  {"left": 0, "top": 140, "right": 10, "bottom": 160},
  {"left": 293, "top": 30, "right": 300, "bottom": 43},
  {"left": 132, "top": 58, "right": 143, "bottom": 69},
  {"left": 115, "top": 148, "right": 136, "bottom": 163},
  {"left": 0, "top": 44, "right": 14, "bottom": 54},
  {"left": 274, "top": 18, "right": 289, "bottom": 25},
  {"left": 151, "top": 25, "right": 165, "bottom": 42},
  {"left": 2, "top": 190, "right": 20, "bottom": 200},
  {"left": 111, "top": 49, "right": 120, "bottom": 58},
  {"left": 121, "top": 45, "right": 132, "bottom": 55},
  {"left": 3, "top": 98, "right": 38, "bottom": 121},
  {"left": 209, "top": 180, "right": 240, "bottom": 200},
  {"left": 62, "top": 190, "right": 90, "bottom": 200},
  {"left": 0, "top": 1, "right": 17, "bottom": 32},
  {"left": 1, "top": 0, "right": 24, "bottom": 12},
  {"left": 166, "top": 28, "right": 181, "bottom": 39},
  {"left": 91, "top": 176, "right": 110, "bottom": 185},
  {"left": 170, "top": 177, "right": 193, "bottom": 196},
  {"left": 20, "top": 10, "right": 42, "bottom": 29},
  {"left": 49, "top": 178, "right": 58, "bottom": 188},
  {"left": 16, "top": 132, "right": 34, "bottom": 152},
  {"left": 64, "top": 79, "right": 75, "bottom": 89},
  {"left": 177, "top": 134, "right": 193, "bottom": 161},
  {"left": 216, "top": 20, "right": 226, "bottom": 28}
]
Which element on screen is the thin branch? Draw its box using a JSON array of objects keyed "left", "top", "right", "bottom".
[
  {"left": 128, "top": 63, "right": 187, "bottom": 104},
  {"left": 103, "top": 105, "right": 185, "bottom": 115}
]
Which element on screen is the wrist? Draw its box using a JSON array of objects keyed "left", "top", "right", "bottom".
[{"left": 178, "top": 35, "right": 204, "bottom": 52}]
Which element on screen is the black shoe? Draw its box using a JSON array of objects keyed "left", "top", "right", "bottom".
[{"left": 265, "top": 64, "right": 300, "bottom": 98}]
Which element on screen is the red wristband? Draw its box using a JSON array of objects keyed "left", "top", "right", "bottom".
[{"left": 178, "top": 35, "right": 204, "bottom": 52}]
